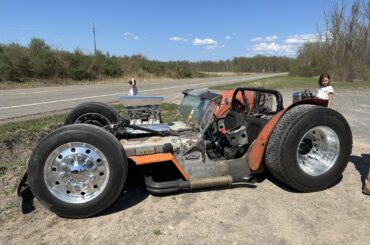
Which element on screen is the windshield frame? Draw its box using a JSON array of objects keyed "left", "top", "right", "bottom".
[{"left": 176, "top": 89, "right": 221, "bottom": 132}]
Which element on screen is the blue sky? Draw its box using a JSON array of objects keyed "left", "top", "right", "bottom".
[{"left": 0, "top": 0, "right": 354, "bottom": 61}]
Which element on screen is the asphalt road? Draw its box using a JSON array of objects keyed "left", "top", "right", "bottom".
[{"left": 0, "top": 73, "right": 285, "bottom": 121}]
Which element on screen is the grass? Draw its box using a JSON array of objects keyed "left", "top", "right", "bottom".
[
  {"left": 0, "top": 72, "right": 209, "bottom": 90},
  {"left": 199, "top": 71, "right": 255, "bottom": 77},
  {"left": 0, "top": 114, "right": 65, "bottom": 141},
  {"left": 0, "top": 158, "right": 25, "bottom": 177},
  {"left": 0, "top": 75, "right": 173, "bottom": 90},
  {"left": 0, "top": 166, "right": 6, "bottom": 176},
  {"left": 0, "top": 78, "right": 115, "bottom": 90},
  {"left": 210, "top": 75, "right": 370, "bottom": 91}
]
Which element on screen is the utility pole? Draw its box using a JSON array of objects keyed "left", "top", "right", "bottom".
[{"left": 93, "top": 22, "right": 97, "bottom": 54}]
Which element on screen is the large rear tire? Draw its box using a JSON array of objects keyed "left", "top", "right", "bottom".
[
  {"left": 65, "top": 102, "right": 119, "bottom": 127},
  {"left": 265, "top": 105, "right": 352, "bottom": 192},
  {"left": 27, "top": 124, "right": 128, "bottom": 218}
]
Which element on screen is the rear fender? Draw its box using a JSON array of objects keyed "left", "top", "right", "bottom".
[{"left": 248, "top": 99, "right": 327, "bottom": 171}]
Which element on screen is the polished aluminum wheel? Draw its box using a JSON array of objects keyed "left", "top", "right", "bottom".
[
  {"left": 75, "top": 113, "right": 110, "bottom": 126},
  {"left": 44, "top": 142, "right": 110, "bottom": 204},
  {"left": 297, "top": 126, "right": 340, "bottom": 176}
]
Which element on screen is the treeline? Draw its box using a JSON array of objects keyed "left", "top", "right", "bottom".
[
  {"left": 0, "top": 38, "right": 292, "bottom": 83},
  {"left": 291, "top": 0, "right": 370, "bottom": 82},
  {"left": 0, "top": 38, "right": 197, "bottom": 82},
  {"left": 189, "top": 56, "right": 293, "bottom": 73}
]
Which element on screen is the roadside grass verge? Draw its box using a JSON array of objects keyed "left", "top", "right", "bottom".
[
  {"left": 0, "top": 114, "right": 65, "bottom": 141},
  {"left": 0, "top": 73, "right": 209, "bottom": 90},
  {"left": 0, "top": 76, "right": 173, "bottom": 90},
  {"left": 210, "top": 75, "right": 370, "bottom": 91}
]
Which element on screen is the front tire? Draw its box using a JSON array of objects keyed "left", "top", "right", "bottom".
[
  {"left": 65, "top": 102, "right": 119, "bottom": 127},
  {"left": 265, "top": 105, "right": 352, "bottom": 192},
  {"left": 27, "top": 124, "right": 128, "bottom": 218}
]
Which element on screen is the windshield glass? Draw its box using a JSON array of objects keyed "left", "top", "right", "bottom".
[{"left": 177, "top": 94, "right": 218, "bottom": 130}]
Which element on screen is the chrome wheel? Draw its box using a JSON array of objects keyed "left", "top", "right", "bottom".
[
  {"left": 75, "top": 113, "right": 110, "bottom": 126},
  {"left": 44, "top": 142, "right": 110, "bottom": 204},
  {"left": 297, "top": 126, "right": 340, "bottom": 176}
]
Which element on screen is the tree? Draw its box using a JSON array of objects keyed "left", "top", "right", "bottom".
[
  {"left": 28, "top": 38, "right": 56, "bottom": 78},
  {"left": 294, "top": 0, "right": 370, "bottom": 81}
]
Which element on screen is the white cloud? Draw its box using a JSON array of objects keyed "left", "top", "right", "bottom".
[
  {"left": 249, "top": 42, "right": 296, "bottom": 56},
  {"left": 192, "top": 38, "right": 223, "bottom": 49},
  {"left": 169, "top": 36, "right": 188, "bottom": 42},
  {"left": 123, "top": 32, "right": 139, "bottom": 40},
  {"left": 250, "top": 35, "right": 278, "bottom": 42},
  {"left": 193, "top": 38, "right": 218, "bottom": 46},
  {"left": 284, "top": 34, "right": 319, "bottom": 45},
  {"left": 224, "top": 35, "right": 231, "bottom": 40},
  {"left": 247, "top": 33, "right": 323, "bottom": 56}
]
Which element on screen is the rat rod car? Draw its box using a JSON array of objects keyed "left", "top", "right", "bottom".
[{"left": 18, "top": 87, "right": 352, "bottom": 218}]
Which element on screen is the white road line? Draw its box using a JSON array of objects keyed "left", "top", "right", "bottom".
[
  {"left": 7, "top": 84, "right": 163, "bottom": 95},
  {"left": 0, "top": 79, "right": 241, "bottom": 110},
  {"left": 0, "top": 93, "right": 122, "bottom": 110},
  {"left": 10, "top": 90, "right": 66, "bottom": 95}
]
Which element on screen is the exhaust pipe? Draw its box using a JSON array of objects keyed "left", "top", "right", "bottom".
[{"left": 145, "top": 175, "right": 256, "bottom": 194}]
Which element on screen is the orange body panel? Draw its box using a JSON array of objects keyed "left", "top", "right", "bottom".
[
  {"left": 130, "top": 153, "right": 189, "bottom": 180},
  {"left": 248, "top": 99, "right": 328, "bottom": 171},
  {"left": 248, "top": 110, "right": 285, "bottom": 171},
  {"left": 214, "top": 90, "right": 255, "bottom": 118}
]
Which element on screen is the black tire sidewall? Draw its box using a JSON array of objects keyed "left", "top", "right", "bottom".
[
  {"left": 64, "top": 102, "right": 119, "bottom": 125},
  {"left": 282, "top": 108, "right": 352, "bottom": 190},
  {"left": 27, "top": 124, "right": 127, "bottom": 218}
]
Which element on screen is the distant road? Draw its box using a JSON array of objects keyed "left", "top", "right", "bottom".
[{"left": 0, "top": 73, "right": 286, "bottom": 121}]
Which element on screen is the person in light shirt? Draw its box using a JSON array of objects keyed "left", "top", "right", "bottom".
[
  {"left": 316, "top": 73, "right": 334, "bottom": 108},
  {"left": 128, "top": 78, "right": 138, "bottom": 96}
]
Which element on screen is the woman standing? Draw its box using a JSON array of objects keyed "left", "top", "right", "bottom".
[{"left": 128, "top": 78, "right": 138, "bottom": 96}]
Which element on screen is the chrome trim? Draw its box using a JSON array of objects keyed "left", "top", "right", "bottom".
[
  {"left": 44, "top": 142, "right": 110, "bottom": 204},
  {"left": 297, "top": 126, "right": 340, "bottom": 176}
]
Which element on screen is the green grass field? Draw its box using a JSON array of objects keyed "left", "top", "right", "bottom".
[{"left": 210, "top": 75, "right": 370, "bottom": 91}]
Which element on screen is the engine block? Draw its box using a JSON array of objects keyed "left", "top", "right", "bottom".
[{"left": 118, "top": 95, "right": 164, "bottom": 125}]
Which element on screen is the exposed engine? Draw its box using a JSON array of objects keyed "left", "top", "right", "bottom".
[{"left": 118, "top": 95, "right": 164, "bottom": 125}]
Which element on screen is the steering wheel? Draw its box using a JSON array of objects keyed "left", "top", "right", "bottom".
[{"left": 231, "top": 90, "right": 249, "bottom": 113}]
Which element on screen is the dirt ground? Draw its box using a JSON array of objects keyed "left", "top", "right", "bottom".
[{"left": 0, "top": 90, "right": 369, "bottom": 244}]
